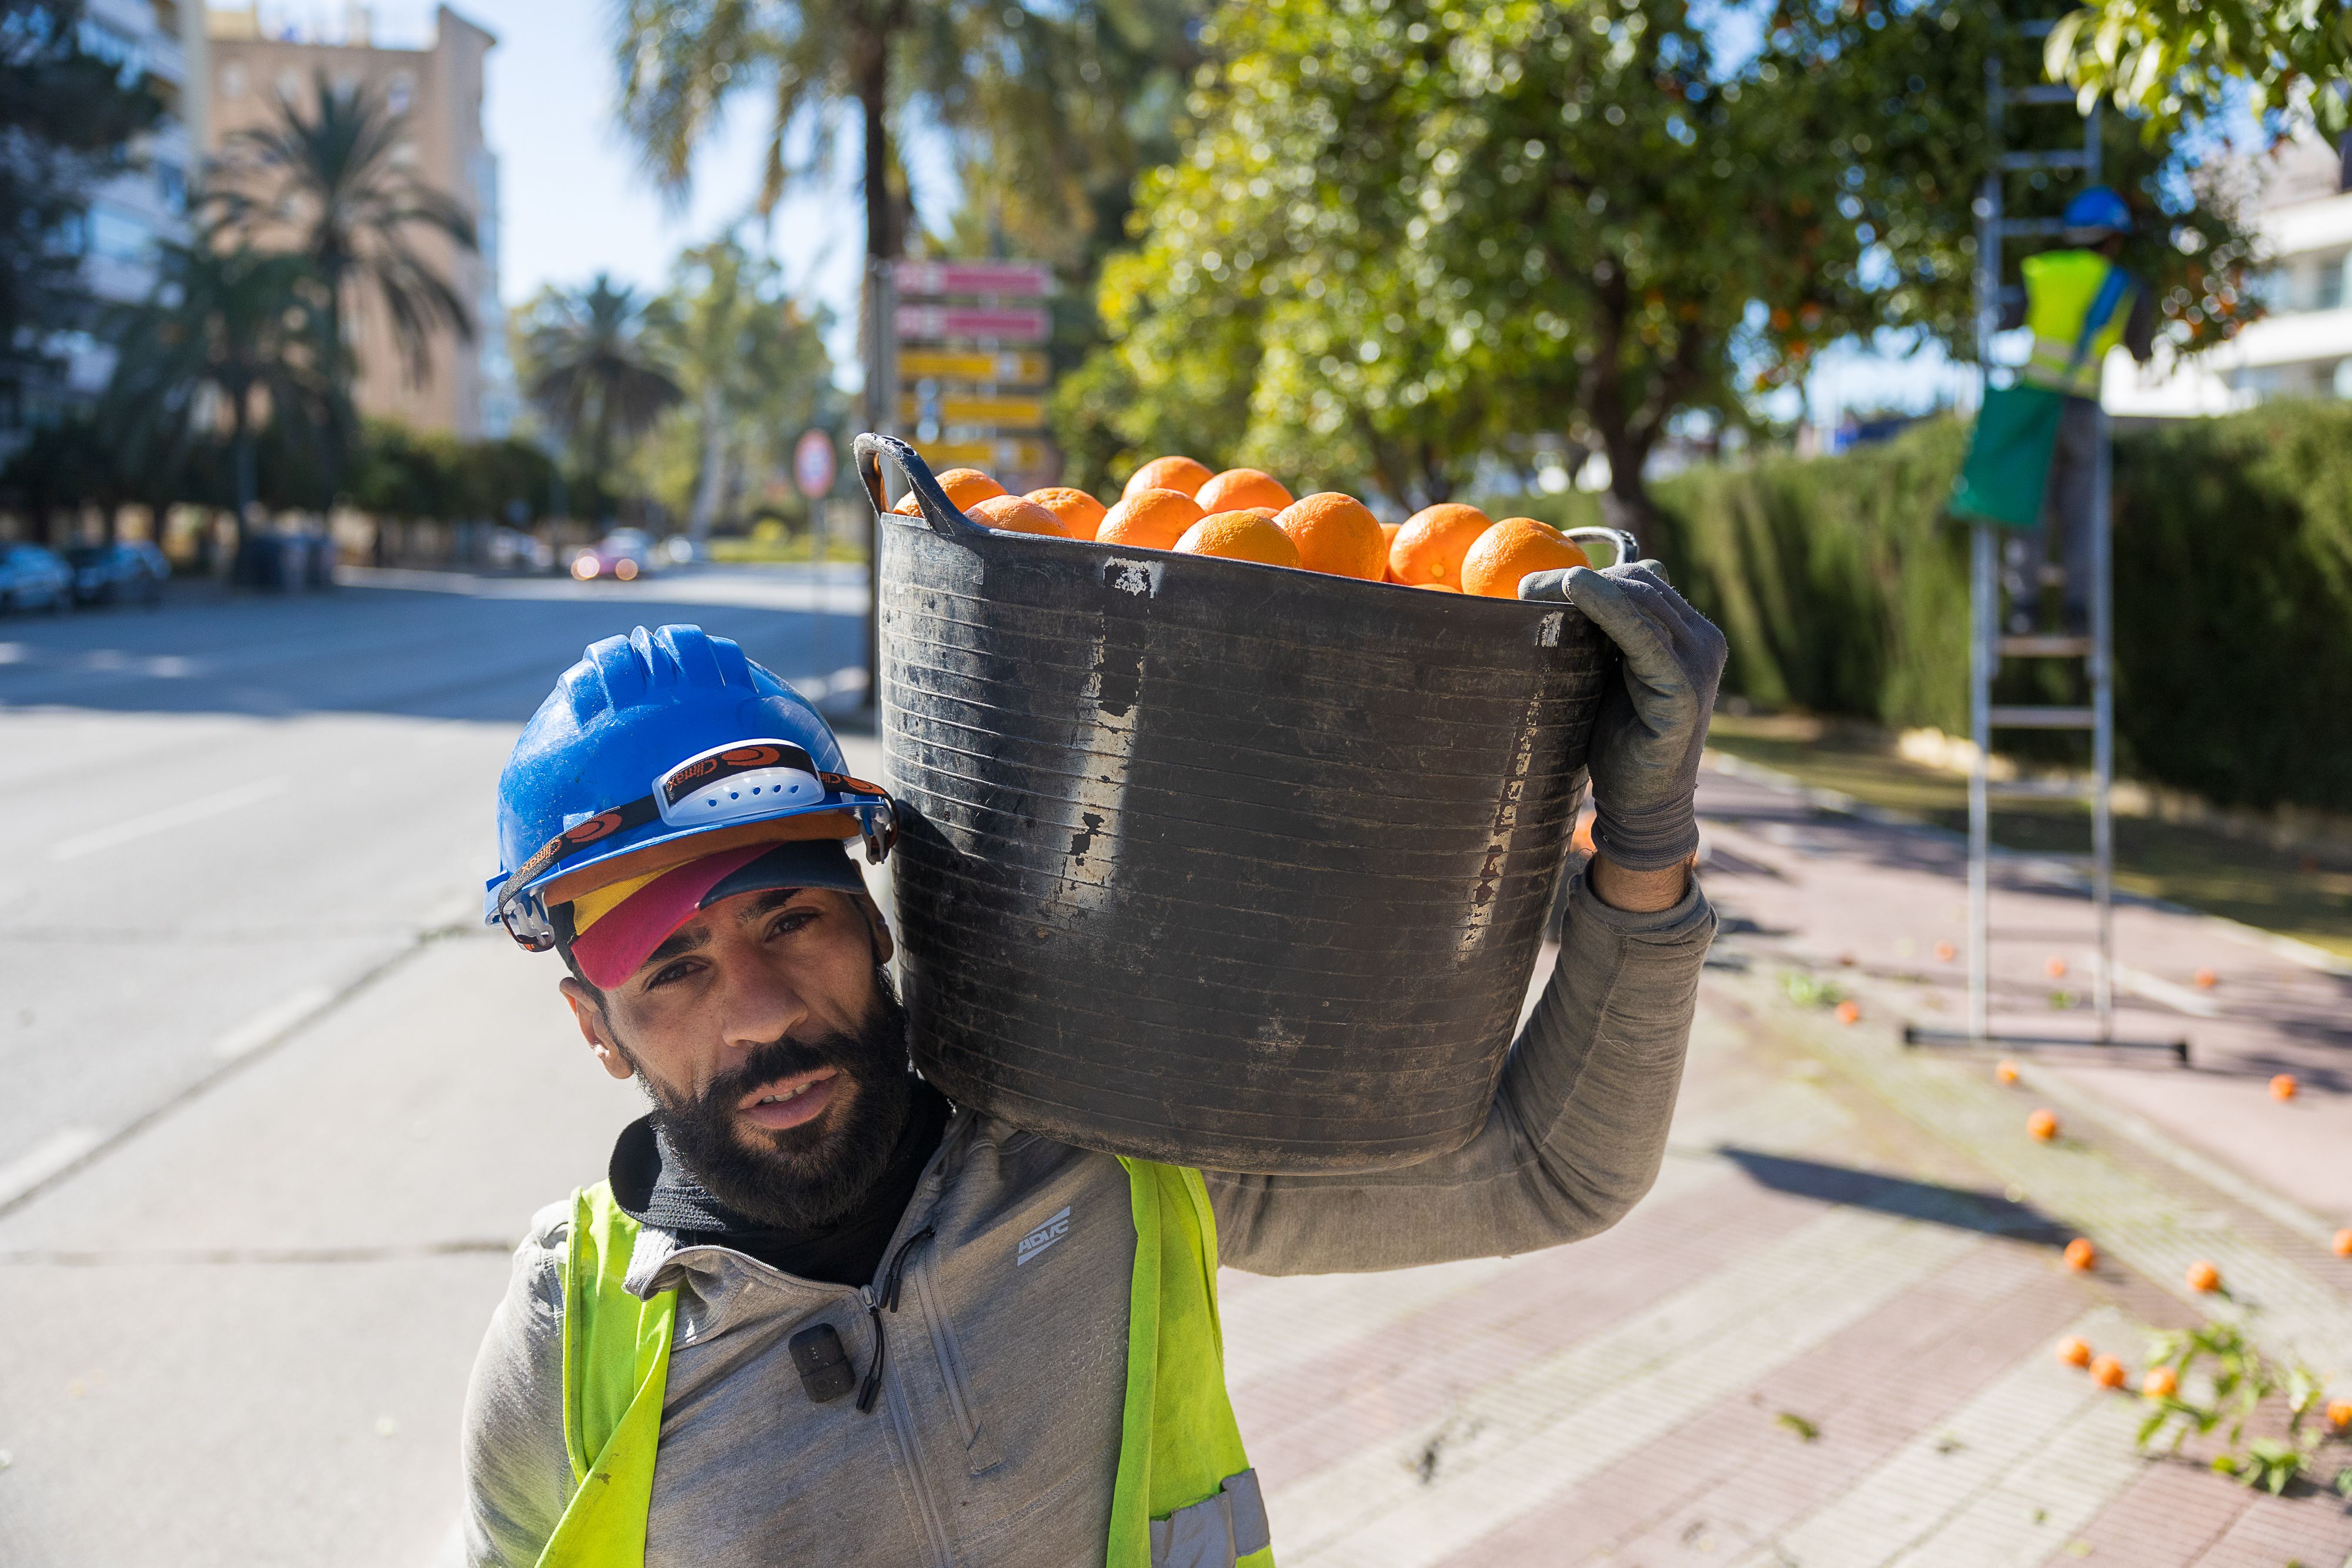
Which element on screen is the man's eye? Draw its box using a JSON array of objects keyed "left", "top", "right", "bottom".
[
  {"left": 645, "top": 958, "right": 699, "bottom": 989},
  {"left": 768, "top": 909, "right": 818, "bottom": 939}
]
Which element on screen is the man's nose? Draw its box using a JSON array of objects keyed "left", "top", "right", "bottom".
[{"left": 714, "top": 948, "right": 811, "bottom": 1052}]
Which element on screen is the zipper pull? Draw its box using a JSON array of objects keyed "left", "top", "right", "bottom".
[{"left": 855, "top": 1224, "right": 936, "bottom": 1414}]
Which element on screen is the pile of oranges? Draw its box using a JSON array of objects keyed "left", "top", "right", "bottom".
[{"left": 891, "top": 454, "right": 1591, "bottom": 598}]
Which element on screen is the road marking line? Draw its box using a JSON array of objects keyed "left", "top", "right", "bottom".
[
  {"left": 1271, "top": 1205, "right": 1981, "bottom": 1567},
  {"left": 49, "top": 777, "right": 288, "bottom": 862},
  {"left": 1729, "top": 1308, "right": 2140, "bottom": 1568},
  {"left": 0, "top": 1126, "right": 103, "bottom": 1208},
  {"left": 211, "top": 985, "right": 334, "bottom": 1061}
]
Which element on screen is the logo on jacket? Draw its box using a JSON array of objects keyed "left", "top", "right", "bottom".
[{"left": 1017, "top": 1206, "right": 1071, "bottom": 1266}]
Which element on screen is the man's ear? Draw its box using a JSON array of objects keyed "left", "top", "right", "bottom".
[
  {"left": 559, "top": 977, "right": 637, "bottom": 1082},
  {"left": 854, "top": 892, "right": 895, "bottom": 965}
]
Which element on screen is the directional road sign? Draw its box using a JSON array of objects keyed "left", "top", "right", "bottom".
[
  {"left": 894, "top": 304, "right": 1050, "bottom": 343},
  {"left": 897, "top": 349, "right": 1048, "bottom": 386},
  {"left": 899, "top": 394, "right": 1048, "bottom": 429},
  {"left": 920, "top": 438, "right": 1054, "bottom": 474},
  {"left": 892, "top": 259, "right": 1052, "bottom": 298}
]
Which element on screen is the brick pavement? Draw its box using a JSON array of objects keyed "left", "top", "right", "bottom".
[{"left": 1226, "top": 760, "right": 2352, "bottom": 1568}]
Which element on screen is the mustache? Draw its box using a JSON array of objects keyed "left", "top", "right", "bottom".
[{"left": 694, "top": 1035, "right": 856, "bottom": 1112}]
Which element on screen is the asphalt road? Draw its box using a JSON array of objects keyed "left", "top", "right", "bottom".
[{"left": 0, "top": 566, "right": 867, "bottom": 1210}]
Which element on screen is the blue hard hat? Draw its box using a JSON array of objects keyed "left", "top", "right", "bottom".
[
  {"left": 2062, "top": 186, "right": 2132, "bottom": 238},
  {"left": 483, "top": 624, "right": 893, "bottom": 951}
]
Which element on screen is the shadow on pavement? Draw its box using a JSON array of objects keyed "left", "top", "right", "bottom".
[{"left": 1718, "top": 1146, "right": 2072, "bottom": 1247}]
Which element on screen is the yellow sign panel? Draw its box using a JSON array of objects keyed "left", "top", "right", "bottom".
[
  {"left": 897, "top": 349, "right": 1048, "bottom": 385},
  {"left": 918, "top": 438, "right": 1053, "bottom": 473},
  {"left": 900, "top": 394, "right": 1048, "bottom": 428}
]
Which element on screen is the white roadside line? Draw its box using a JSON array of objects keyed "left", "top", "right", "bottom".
[
  {"left": 49, "top": 777, "right": 288, "bottom": 863},
  {"left": 1271, "top": 1205, "right": 1983, "bottom": 1567},
  {"left": 2111, "top": 962, "right": 2221, "bottom": 1019},
  {"left": 0, "top": 1128, "right": 104, "bottom": 1210},
  {"left": 1729, "top": 1308, "right": 2140, "bottom": 1568},
  {"left": 212, "top": 986, "right": 335, "bottom": 1062}
]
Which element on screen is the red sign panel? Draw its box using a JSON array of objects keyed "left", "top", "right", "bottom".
[
  {"left": 894, "top": 304, "right": 1051, "bottom": 343},
  {"left": 892, "top": 260, "right": 1051, "bottom": 298}
]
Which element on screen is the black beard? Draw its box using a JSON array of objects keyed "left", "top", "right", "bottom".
[{"left": 634, "top": 969, "right": 914, "bottom": 1230}]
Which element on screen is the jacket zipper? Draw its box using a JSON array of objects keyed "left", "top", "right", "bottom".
[
  {"left": 856, "top": 1222, "right": 936, "bottom": 1413},
  {"left": 913, "top": 1251, "right": 1004, "bottom": 1473}
]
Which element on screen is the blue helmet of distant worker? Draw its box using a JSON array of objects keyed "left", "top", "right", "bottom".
[
  {"left": 2061, "top": 186, "right": 2133, "bottom": 244},
  {"left": 484, "top": 625, "right": 894, "bottom": 969}
]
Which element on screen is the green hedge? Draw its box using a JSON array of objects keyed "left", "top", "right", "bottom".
[{"left": 1494, "top": 403, "right": 2352, "bottom": 816}]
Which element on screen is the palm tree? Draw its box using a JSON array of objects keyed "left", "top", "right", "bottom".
[
  {"left": 613, "top": 1, "right": 1091, "bottom": 276},
  {"left": 521, "top": 275, "right": 684, "bottom": 513},
  {"left": 216, "top": 68, "right": 476, "bottom": 390},
  {"left": 99, "top": 221, "right": 348, "bottom": 563}
]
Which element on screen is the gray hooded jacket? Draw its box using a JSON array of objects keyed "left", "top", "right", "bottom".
[{"left": 460, "top": 874, "right": 1715, "bottom": 1567}]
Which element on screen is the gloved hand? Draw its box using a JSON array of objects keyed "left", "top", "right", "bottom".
[{"left": 1519, "top": 560, "right": 1727, "bottom": 872}]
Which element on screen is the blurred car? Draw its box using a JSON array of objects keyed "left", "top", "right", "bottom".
[
  {"left": 0, "top": 543, "right": 74, "bottom": 613},
  {"left": 488, "top": 526, "right": 555, "bottom": 573},
  {"left": 64, "top": 541, "right": 169, "bottom": 607},
  {"left": 570, "top": 528, "right": 656, "bottom": 582},
  {"left": 660, "top": 533, "right": 700, "bottom": 566}
]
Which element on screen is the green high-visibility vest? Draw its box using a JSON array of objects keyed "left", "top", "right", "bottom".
[
  {"left": 2020, "top": 249, "right": 2135, "bottom": 399},
  {"left": 534, "top": 1160, "right": 1272, "bottom": 1568}
]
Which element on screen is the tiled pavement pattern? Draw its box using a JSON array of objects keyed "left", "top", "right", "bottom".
[{"left": 1224, "top": 764, "right": 2352, "bottom": 1568}]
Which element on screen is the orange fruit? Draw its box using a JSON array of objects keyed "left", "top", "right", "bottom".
[
  {"left": 1025, "top": 487, "right": 1108, "bottom": 541},
  {"left": 2270, "top": 1074, "right": 2297, "bottom": 1101},
  {"left": 1097, "top": 488, "right": 1205, "bottom": 551},
  {"left": 2064, "top": 1238, "right": 2097, "bottom": 1271},
  {"left": 1275, "top": 492, "right": 1387, "bottom": 580},
  {"left": 1835, "top": 999, "right": 1862, "bottom": 1026},
  {"left": 2089, "top": 1353, "right": 2127, "bottom": 1389},
  {"left": 2333, "top": 1228, "right": 2352, "bottom": 1258},
  {"left": 963, "top": 495, "right": 1068, "bottom": 537},
  {"left": 1174, "top": 511, "right": 1302, "bottom": 567},
  {"left": 1995, "top": 1059, "right": 2021, "bottom": 1085},
  {"left": 1123, "top": 455, "right": 1214, "bottom": 500},
  {"left": 1934, "top": 940, "right": 1957, "bottom": 962},
  {"left": 2141, "top": 1366, "right": 2178, "bottom": 1399},
  {"left": 1379, "top": 521, "right": 1402, "bottom": 582},
  {"left": 893, "top": 467, "right": 1004, "bottom": 516},
  {"left": 2027, "top": 1108, "right": 2059, "bottom": 1141},
  {"left": 1460, "top": 517, "right": 1591, "bottom": 599},
  {"left": 1389, "top": 503, "right": 1494, "bottom": 590},
  {"left": 2327, "top": 1399, "right": 2352, "bottom": 1430},
  {"left": 1194, "top": 467, "right": 1293, "bottom": 514},
  {"left": 2056, "top": 1335, "right": 2093, "bottom": 1368},
  {"left": 2193, "top": 967, "right": 2217, "bottom": 989},
  {"left": 2046, "top": 956, "right": 2069, "bottom": 979},
  {"left": 2186, "top": 1259, "right": 2220, "bottom": 1292}
]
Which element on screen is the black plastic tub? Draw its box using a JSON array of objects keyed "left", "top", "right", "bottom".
[{"left": 857, "top": 433, "right": 1625, "bottom": 1173}]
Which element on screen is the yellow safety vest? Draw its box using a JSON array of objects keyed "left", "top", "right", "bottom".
[
  {"left": 535, "top": 1162, "right": 1271, "bottom": 1568},
  {"left": 2020, "top": 250, "right": 2135, "bottom": 400}
]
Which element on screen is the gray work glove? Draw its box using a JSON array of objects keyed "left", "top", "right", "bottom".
[{"left": 1519, "top": 560, "right": 1727, "bottom": 872}]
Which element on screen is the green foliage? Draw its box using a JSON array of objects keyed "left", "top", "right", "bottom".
[
  {"left": 1498, "top": 403, "right": 2352, "bottom": 816},
  {"left": 2136, "top": 1322, "right": 2343, "bottom": 1495},
  {"left": 1074, "top": 0, "right": 2255, "bottom": 524},
  {"left": 2045, "top": 0, "right": 2352, "bottom": 139},
  {"left": 0, "top": 0, "right": 165, "bottom": 390},
  {"left": 346, "top": 422, "right": 555, "bottom": 522}
]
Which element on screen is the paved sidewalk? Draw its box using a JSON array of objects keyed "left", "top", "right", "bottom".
[{"left": 1230, "top": 758, "right": 2352, "bottom": 1567}]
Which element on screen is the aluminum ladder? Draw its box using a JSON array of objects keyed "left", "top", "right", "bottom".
[{"left": 1909, "top": 14, "right": 2182, "bottom": 1061}]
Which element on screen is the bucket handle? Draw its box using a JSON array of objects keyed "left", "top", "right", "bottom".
[
  {"left": 1561, "top": 527, "right": 1642, "bottom": 570},
  {"left": 854, "top": 433, "right": 987, "bottom": 541}
]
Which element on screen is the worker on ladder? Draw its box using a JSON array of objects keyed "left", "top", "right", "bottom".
[{"left": 1993, "top": 186, "right": 2156, "bottom": 633}]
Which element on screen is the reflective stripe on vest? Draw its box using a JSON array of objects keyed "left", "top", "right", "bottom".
[
  {"left": 537, "top": 1162, "right": 1271, "bottom": 1568},
  {"left": 2020, "top": 250, "right": 2133, "bottom": 399}
]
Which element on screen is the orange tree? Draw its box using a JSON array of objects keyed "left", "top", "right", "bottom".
[{"left": 1073, "top": 0, "right": 2256, "bottom": 533}]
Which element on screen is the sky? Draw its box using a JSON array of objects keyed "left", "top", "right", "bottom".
[{"left": 292, "top": 0, "right": 1966, "bottom": 422}]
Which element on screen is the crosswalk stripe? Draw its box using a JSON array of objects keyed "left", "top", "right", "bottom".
[
  {"left": 1728, "top": 1308, "right": 2145, "bottom": 1568},
  {"left": 1268, "top": 1202, "right": 1985, "bottom": 1567}
]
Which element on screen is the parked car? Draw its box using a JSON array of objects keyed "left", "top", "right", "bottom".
[
  {"left": 487, "top": 527, "right": 555, "bottom": 573},
  {"left": 570, "top": 528, "right": 656, "bottom": 581},
  {"left": 0, "top": 543, "right": 74, "bottom": 613},
  {"left": 64, "top": 541, "right": 169, "bottom": 607}
]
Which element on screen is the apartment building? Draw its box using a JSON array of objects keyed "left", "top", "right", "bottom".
[
  {"left": 204, "top": 4, "right": 513, "bottom": 438},
  {"left": 2107, "top": 133, "right": 2352, "bottom": 416},
  {"left": 0, "top": 0, "right": 208, "bottom": 459}
]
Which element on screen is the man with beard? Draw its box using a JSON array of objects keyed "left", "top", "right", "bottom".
[{"left": 464, "top": 580, "right": 1723, "bottom": 1567}]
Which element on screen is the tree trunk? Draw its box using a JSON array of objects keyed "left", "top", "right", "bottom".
[
  {"left": 232, "top": 393, "right": 258, "bottom": 582},
  {"left": 858, "top": 35, "right": 898, "bottom": 263}
]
